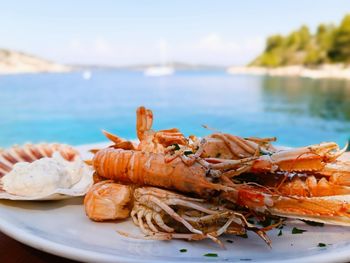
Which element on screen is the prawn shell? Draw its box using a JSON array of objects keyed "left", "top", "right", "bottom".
[
  {"left": 84, "top": 181, "right": 133, "bottom": 221},
  {"left": 270, "top": 195, "right": 350, "bottom": 226}
]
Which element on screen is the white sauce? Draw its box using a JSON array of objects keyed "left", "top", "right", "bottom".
[{"left": 2, "top": 152, "right": 86, "bottom": 197}]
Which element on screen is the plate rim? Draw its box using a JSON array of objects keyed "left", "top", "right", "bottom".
[
  {"left": 0, "top": 213, "right": 142, "bottom": 263},
  {"left": 1, "top": 212, "right": 350, "bottom": 263}
]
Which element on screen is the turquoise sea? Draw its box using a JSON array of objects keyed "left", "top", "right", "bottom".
[{"left": 1, "top": 70, "right": 350, "bottom": 148}]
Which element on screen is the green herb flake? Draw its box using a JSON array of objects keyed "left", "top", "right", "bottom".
[
  {"left": 226, "top": 239, "right": 233, "bottom": 243},
  {"left": 278, "top": 230, "right": 282, "bottom": 236},
  {"left": 204, "top": 253, "right": 218, "bottom": 257},
  {"left": 184, "top": 150, "right": 193, "bottom": 156},
  {"left": 301, "top": 220, "right": 324, "bottom": 227},
  {"left": 239, "top": 233, "right": 248, "bottom": 238},
  {"left": 318, "top": 243, "right": 326, "bottom": 247},
  {"left": 292, "top": 227, "right": 307, "bottom": 234},
  {"left": 179, "top": 249, "right": 187, "bottom": 253}
]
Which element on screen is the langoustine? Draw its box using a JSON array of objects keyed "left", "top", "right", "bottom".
[
  {"left": 84, "top": 180, "right": 133, "bottom": 221},
  {"left": 90, "top": 106, "right": 350, "bottom": 226},
  {"left": 101, "top": 106, "right": 275, "bottom": 161},
  {"left": 102, "top": 106, "right": 350, "bottom": 189},
  {"left": 93, "top": 145, "right": 350, "bottom": 226},
  {"left": 84, "top": 181, "right": 271, "bottom": 246}
]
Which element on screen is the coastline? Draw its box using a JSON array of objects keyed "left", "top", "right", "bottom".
[
  {"left": 227, "top": 64, "right": 350, "bottom": 80},
  {"left": 0, "top": 49, "right": 72, "bottom": 75},
  {"left": 0, "top": 65, "right": 73, "bottom": 75}
]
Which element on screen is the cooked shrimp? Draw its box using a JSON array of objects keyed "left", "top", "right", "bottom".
[{"left": 84, "top": 180, "right": 133, "bottom": 221}]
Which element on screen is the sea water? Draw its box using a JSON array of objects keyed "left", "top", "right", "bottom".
[{"left": 0, "top": 70, "right": 350, "bottom": 148}]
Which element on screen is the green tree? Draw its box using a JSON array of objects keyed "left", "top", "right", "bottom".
[
  {"left": 298, "top": 25, "right": 311, "bottom": 50},
  {"left": 285, "top": 31, "right": 300, "bottom": 49},
  {"left": 305, "top": 24, "right": 336, "bottom": 64},
  {"left": 265, "top": 35, "right": 283, "bottom": 52},
  {"left": 249, "top": 14, "right": 350, "bottom": 67},
  {"left": 304, "top": 48, "right": 322, "bottom": 65},
  {"left": 257, "top": 52, "right": 281, "bottom": 67},
  {"left": 316, "top": 24, "right": 335, "bottom": 51},
  {"left": 328, "top": 15, "right": 350, "bottom": 63}
]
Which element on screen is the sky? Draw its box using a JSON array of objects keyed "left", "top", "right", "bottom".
[{"left": 0, "top": 0, "right": 349, "bottom": 66}]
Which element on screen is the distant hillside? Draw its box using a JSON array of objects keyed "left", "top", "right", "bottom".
[
  {"left": 125, "top": 62, "right": 225, "bottom": 71},
  {"left": 76, "top": 62, "right": 225, "bottom": 71},
  {"left": 0, "top": 49, "right": 72, "bottom": 74},
  {"left": 250, "top": 14, "right": 350, "bottom": 67}
]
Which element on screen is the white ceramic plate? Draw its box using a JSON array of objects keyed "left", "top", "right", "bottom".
[{"left": 0, "top": 145, "right": 350, "bottom": 263}]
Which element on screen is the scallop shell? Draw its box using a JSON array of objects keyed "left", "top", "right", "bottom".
[{"left": 0, "top": 143, "right": 93, "bottom": 200}]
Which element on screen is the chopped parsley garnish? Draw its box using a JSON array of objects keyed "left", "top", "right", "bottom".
[
  {"left": 301, "top": 220, "right": 324, "bottom": 227},
  {"left": 226, "top": 239, "right": 233, "bottom": 243},
  {"left": 239, "top": 233, "right": 248, "bottom": 238},
  {"left": 204, "top": 253, "right": 218, "bottom": 257},
  {"left": 318, "top": 243, "right": 326, "bottom": 247},
  {"left": 172, "top": 144, "right": 180, "bottom": 151},
  {"left": 278, "top": 230, "right": 282, "bottom": 236},
  {"left": 184, "top": 150, "right": 193, "bottom": 156},
  {"left": 277, "top": 223, "right": 285, "bottom": 230},
  {"left": 292, "top": 227, "right": 307, "bottom": 234},
  {"left": 179, "top": 249, "right": 187, "bottom": 253}
]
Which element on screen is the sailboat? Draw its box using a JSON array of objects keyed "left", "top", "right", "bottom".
[
  {"left": 82, "top": 70, "right": 92, "bottom": 80},
  {"left": 144, "top": 40, "right": 174, "bottom": 77},
  {"left": 144, "top": 66, "right": 174, "bottom": 77}
]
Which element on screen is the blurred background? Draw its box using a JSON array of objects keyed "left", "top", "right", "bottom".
[{"left": 1, "top": 0, "right": 350, "bottom": 147}]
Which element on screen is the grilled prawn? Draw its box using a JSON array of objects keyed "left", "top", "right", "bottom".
[
  {"left": 91, "top": 106, "right": 350, "bottom": 226},
  {"left": 84, "top": 181, "right": 270, "bottom": 246},
  {"left": 93, "top": 146, "right": 350, "bottom": 226}
]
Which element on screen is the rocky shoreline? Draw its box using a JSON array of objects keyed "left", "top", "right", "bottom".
[
  {"left": 227, "top": 64, "right": 350, "bottom": 80},
  {"left": 0, "top": 49, "right": 72, "bottom": 75}
]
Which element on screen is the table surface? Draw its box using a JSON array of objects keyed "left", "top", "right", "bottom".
[{"left": 0, "top": 231, "right": 78, "bottom": 263}]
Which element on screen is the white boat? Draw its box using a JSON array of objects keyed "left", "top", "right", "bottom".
[
  {"left": 82, "top": 70, "right": 92, "bottom": 80},
  {"left": 144, "top": 66, "right": 174, "bottom": 77},
  {"left": 144, "top": 39, "right": 174, "bottom": 77}
]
